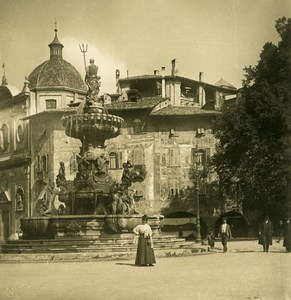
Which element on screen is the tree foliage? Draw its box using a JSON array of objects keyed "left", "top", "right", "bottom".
[{"left": 212, "top": 17, "right": 291, "bottom": 215}]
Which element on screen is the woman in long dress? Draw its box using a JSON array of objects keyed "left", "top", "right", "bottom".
[{"left": 133, "top": 215, "right": 156, "bottom": 266}]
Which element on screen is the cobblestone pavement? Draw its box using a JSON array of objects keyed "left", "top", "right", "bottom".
[{"left": 0, "top": 240, "right": 290, "bottom": 300}]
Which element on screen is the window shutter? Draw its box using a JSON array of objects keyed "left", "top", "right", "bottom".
[
  {"left": 133, "top": 148, "right": 144, "bottom": 165},
  {"left": 118, "top": 151, "right": 123, "bottom": 168},
  {"left": 191, "top": 148, "right": 197, "bottom": 164},
  {"left": 174, "top": 148, "right": 179, "bottom": 166},
  {"left": 204, "top": 148, "right": 211, "bottom": 164}
]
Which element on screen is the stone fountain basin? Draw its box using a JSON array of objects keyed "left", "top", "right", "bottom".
[
  {"left": 104, "top": 214, "right": 164, "bottom": 235},
  {"left": 20, "top": 214, "right": 164, "bottom": 240},
  {"left": 63, "top": 113, "right": 124, "bottom": 141},
  {"left": 20, "top": 217, "right": 50, "bottom": 239}
]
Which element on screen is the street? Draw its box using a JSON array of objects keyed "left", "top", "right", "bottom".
[{"left": 0, "top": 242, "right": 290, "bottom": 300}]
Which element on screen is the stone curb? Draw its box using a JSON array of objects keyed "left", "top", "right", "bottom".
[{"left": 0, "top": 246, "right": 210, "bottom": 264}]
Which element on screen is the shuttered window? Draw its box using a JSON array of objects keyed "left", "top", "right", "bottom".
[
  {"left": 132, "top": 148, "right": 144, "bottom": 165},
  {"left": 169, "top": 148, "right": 180, "bottom": 167}
]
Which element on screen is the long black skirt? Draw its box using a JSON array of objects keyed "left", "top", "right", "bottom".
[{"left": 135, "top": 235, "right": 156, "bottom": 266}]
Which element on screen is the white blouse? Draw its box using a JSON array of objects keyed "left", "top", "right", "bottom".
[
  {"left": 133, "top": 224, "right": 154, "bottom": 247},
  {"left": 133, "top": 224, "right": 153, "bottom": 238}
]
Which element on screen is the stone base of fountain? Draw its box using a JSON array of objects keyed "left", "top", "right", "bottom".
[
  {"left": 48, "top": 215, "right": 105, "bottom": 239},
  {"left": 20, "top": 215, "right": 164, "bottom": 240}
]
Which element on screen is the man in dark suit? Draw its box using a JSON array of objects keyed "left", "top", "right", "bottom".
[
  {"left": 218, "top": 217, "right": 232, "bottom": 252},
  {"left": 258, "top": 215, "right": 273, "bottom": 252}
]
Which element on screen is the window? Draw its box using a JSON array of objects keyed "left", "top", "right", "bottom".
[
  {"left": 169, "top": 179, "right": 179, "bottom": 198},
  {"left": 16, "top": 124, "right": 24, "bottom": 143},
  {"left": 132, "top": 148, "right": 144, "bottom": 165},
  {"left": 133, "top": 119, "right": 142, "bottom": 135},
  {"left": 2, "top": 124, "right": 9, "bottom": 151},
  {"left": 169, "top": 148, "right": 180, "bottom": 167},
  {"left": 15, "top": 186, "right": 25, "bottom": 211},
  {"left": 161, "top": 153, "right": 167, "bottom": 166},
  {"left": 36, "top": 154, "right": 49, "bottom": 172},
  {"left": 109, "top": 152, "right": 118, "bottom": 169},
  {"left": 0, "top": 130, "right": 3, "bottom": 150},
  {"left": 46, "top": 99, "right": 57, "bottom": 109},
  {"left": 70, "top": 153, "right": 78, "bottom": 174},
  {"left": 191, "top": 148, "right": 211, "bottom": 167},
  {"left": 41, "top": 155, "right": 48, "bottom": 172},
  {"left": 118, "top": 152, "right": 123, "bottom": 168}
]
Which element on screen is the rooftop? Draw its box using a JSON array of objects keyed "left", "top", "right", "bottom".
[
  {"left": 150, "top": 105, "right": 220, "bottom": 116},
  {"left": 106, "top": 97, "right": 166, "bottom": 110}
]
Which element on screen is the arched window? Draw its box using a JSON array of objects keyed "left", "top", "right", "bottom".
[
  {"left": 46, "top": 99, "right": 57, "bottom": 109},
  {"left": 16, "top": 123, "right": 24, "bottom": 143},
  {"left": 133, "top": 119, "right": 142, "bottom": 135},
  {"left": 2, "top": 124, "right": 9, "bottom": 151},
  {"left": 15, "top": 186, "right": 25, "bottom": 211},
  {"left": 109, "top": 152, "right": 118, "bottom": 169}
]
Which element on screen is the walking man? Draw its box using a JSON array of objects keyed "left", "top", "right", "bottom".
[
  {"left": 218, "top": 217, "right": 232, "bottom": 253},
  {"left": 283, "top": 216, "right": 291, "bottom": 252},
  {"left": 258, "top": 215, "right": 273, "bottom": 252}
]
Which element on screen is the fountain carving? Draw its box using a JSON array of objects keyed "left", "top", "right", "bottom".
[{"left": 20, "top": 56, "right": 163, "bottom": 239}]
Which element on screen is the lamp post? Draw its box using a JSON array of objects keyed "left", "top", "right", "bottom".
[{"left": 193, "top": 154, "right": 202, "bottom": 243}]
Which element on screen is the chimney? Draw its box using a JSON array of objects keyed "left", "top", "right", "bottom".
[
  {"left": 198, "top": 72, "right": 205, "bottom": 107},
  {"left": 126, "top": 70, "right": 129, "bottom": 77},
  {"left": 171, "top": 59, "right": 178, "bottom": 76},
  {"left": 154, "top": 70, "right": 159, "bottom": 76},
  {"left": 116, "top": 69, "right": 120, "bottom": 81},
  {"left": 116, "top": 69, "right": 121, "bottom": 94},
  {"left": 161, "top": 67, "right": 166, "bottom": 97}
]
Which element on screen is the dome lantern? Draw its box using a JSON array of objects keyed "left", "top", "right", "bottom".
[{"left": 48, "top": 26, "right": 64, "bottom": 59}]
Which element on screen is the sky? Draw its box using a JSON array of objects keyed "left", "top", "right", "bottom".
[{"left": 0, "top": 0, "right": 289, "bottom": 94}]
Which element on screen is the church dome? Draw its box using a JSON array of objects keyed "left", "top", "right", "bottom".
[{"left": 28, "top": 29, "right": 87, "bottom": 93}]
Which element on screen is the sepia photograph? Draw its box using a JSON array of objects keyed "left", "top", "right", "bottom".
[{"left": 0, "top": 0, "right": 290, "bottom": 299}]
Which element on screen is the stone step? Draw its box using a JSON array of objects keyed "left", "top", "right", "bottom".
[
  {"left": 2, "top": 243, "right": 184, "bottom": 254},
  {"left": 0, "top": 246, "right": 209, "bottom": 263},
  {"left": 1, "top": 234, "right": 188, "bottom": 255}
]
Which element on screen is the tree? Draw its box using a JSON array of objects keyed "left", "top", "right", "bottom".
[{"left": 212, "top": 17, "right": 291, "bottom": 216}]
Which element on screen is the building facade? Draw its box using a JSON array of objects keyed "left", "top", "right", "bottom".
[{"left": 1, "top": 30, "right": 252, "bottom": 241}]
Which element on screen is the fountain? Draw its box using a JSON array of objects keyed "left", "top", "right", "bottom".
[{"left": 20, "top": 56, "right": 163, "bottom": 240}]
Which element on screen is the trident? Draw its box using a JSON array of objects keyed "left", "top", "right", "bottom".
[{"left": 79, "top": 43, "right": 88, "bottom": 74}]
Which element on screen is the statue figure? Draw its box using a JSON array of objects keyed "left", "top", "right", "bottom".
[
  {"left": 111, "top": 189, "right": 123, "bottom": 214},
  {"left": 76, "top": 155, "right": 90, "bottom": 180},
  {"left": 126, "top": 188, "right": 138, "bottom": 214},
  {"left": 121, "top": 160, "right": 133, "bottom": 189},
  {"left": 56, "top": 161, "right": 66, "bottom": 186},
  {"left": 96, "top": 153, "right": 109, "bottom": 177},
  {"left": 16, "top": 194, "right": 24, "bottom": 210},
  {"left": 85, "top": 58, "right": 101, "bottom": 104},
  {"left": 108, "top": 182, "right": 138, "bottom": 215}
]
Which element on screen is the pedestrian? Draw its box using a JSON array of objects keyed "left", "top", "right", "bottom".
[
  {"left": 206, "top": 230, "right": 215, "bottom": 249},
  {"left": 283, "top": 216, "right": 291, "bottom": 253},
  {"left": 277, "top": 220, "right": 283, "bottom": 242},
  {"left": 218, "top": 217, "right": 232, "bottom": 252},
  {"left": 133, "top": 214, "right": 156, "bottom": 266},
  {"left": 258, "top": 215, "right": 273, "bottom": 252}
]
